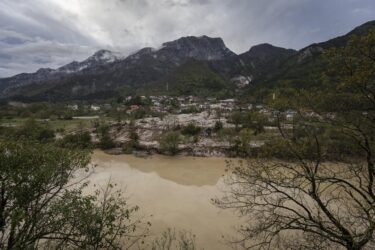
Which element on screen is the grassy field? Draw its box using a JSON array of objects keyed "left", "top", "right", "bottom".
[{"left": 0, "top": 117, "right": 114, "bottom": 133}]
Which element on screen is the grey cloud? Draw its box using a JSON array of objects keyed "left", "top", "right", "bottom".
[{"left": 1, "top": 0, "right": 375, "bottom": 77}]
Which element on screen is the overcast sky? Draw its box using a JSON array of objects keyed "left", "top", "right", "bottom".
[{"left": 1, "top": 0, "right": 375, "bottom": 78}]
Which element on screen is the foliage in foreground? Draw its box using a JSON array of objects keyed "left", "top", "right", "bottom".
[
  {"left": 215, "top": 30, "right": 375, "bottom": 250},
  {"left": 0, "top": 141, "right": 146, "bottom": 249}
]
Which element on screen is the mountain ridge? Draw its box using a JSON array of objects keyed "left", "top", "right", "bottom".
[{"left": 1, "top": 20, "right": 375, "bottom": 101}]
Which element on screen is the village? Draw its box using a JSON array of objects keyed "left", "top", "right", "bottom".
[
  {"left": 59, "top": 95, "right": 308, "bottom": 157},
  {"left": 1, "top": 94, "right": 327, "bottom": 158}
]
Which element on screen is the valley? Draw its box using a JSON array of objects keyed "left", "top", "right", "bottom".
[{"left": 0, "top": 13, "right": 374, "bottom": 250}]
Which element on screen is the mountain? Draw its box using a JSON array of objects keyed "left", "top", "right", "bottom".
[
  {"left": 145, "top": 59, "right": 236, "bottom": 97},
  {"left": 159, "top": 36, "right": 237, "bottom": 62},
  {"left": 1, "top": 20, "right": 375, "bottom": 101},
  {"left": 0, "top": 50, "right": 122, "bottom": 98},
  {"left": 58, "top": 49, "right": 120, "bottom": 73},
  {"left": 0, "top": 36, "right": 242, "bottom": 100},
  {"left": 253, "top": 20, "right": 375, "bottom": 92},
  {"left": 239, "top": 43, "right": 296, "bottom": 79}
]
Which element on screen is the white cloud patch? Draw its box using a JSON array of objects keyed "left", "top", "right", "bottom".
[{"left": 0, "top": 0, "right": 375, "bottom": 77}]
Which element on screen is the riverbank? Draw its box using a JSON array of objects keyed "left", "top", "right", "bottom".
[{"left": 99, "top": 111, "right": 274, "bottom": 158}]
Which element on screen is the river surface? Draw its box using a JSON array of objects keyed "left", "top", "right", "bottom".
[{"left": 89, "top": 150, "right": 242, "bottom": 250}]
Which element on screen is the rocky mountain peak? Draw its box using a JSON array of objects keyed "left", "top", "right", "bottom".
[
  {"left": 88, "top": 49, "right": 118, "bottom": 63},
  {"left": 57, "top": 50, "right": 119, "bottom": 74},
  {"left": 160, "top": 35, "right": 236, "bottom": 61},
  {"left": 245, "top": 43, "right": 296, "bottom": 60}
]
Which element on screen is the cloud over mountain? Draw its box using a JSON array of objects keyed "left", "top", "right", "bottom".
[{"left": 1, "top": 0, "right": 375, "bottom": 77}]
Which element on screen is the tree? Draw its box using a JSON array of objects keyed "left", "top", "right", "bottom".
[
  {"left": 57, "top": 131, "right": 92, "bottom": 149},
  {"left": 230, "top": 112, "right": 243, "bottom": 131},
  {"left": 181, "top": 123, "right": 201, "bottom": 137},
  {"left": 0, "top": 141, "right": 147, "bottom": 249},
  {"left": 15, "top": 119, "right": 55, "bottom": 143},
  {"left": 231, "top": 128, "right": 253, "bottom": 157},
  {"left": 159, "top": 131, "right": 181, "bottom": 155},
  {"left": 123, "top": 127, "right": 140, "bottom": 154},
  {"left": 215, "top": 31, "right": 375, "bottom": 249},
  {"left": 242, "top": 112, "right": 267, "bottom": 135},
  {"left": 213, "top": 121, "right": 223, "bottom": 133},
  {"left": 97, "top": 123, "right": 115, "bottom": 149}
]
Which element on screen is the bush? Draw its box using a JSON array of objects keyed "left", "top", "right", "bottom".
[
  {"left": 159, "top": 131, "right": 181, "bottom": 155},
  {"left": 99, "top": 134, "right": 115, "bottom": 149},
  {"left": 58, "top": 131, "right": 92, "bottom": 149},
  {"left": 213, "top": 121, "right": 223, "bottom": 132},
  {"left": 130, "top": 108, "right": 147, "bottom": 119},
  {"left": 15, "top": 119, "right": 55, "bottom": 143},
  {"left": 122, "top": 130, "right": 139, "bottom": 154},
  {"left": 97, "top": 123, "right": 115, "bottom": 149},
  {"left": 230, "top": 128, "right": 253, "bottom": 156},
  {"left": 0, "top": 141, "right": 146, "bottom": 249},
  {"left": 181, "top": 123, "right": 201, "bottom": 136},
  {"left": 218, "top": 128, "right": 237, "bottom": 142},
  {"left": 181, "top": 106, "right": 201, "bottom": 114}
]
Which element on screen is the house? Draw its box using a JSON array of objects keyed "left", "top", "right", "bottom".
[
  {"left": 67, "top": 104, "right": 78, "bottom": 111},
  {"left": 90, "top": 105, "right": 100, "bottom": 111},
  {"left": 130, "top": 105, "right": 140, "bottom": 111}
]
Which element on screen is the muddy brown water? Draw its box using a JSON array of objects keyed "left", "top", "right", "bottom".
[{"left": 87, "top": 150, "right": 241, "bottom": 250}]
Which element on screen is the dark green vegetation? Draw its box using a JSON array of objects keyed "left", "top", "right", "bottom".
[
  {"left": 158, "top": 131, "right": 182, "bottom": 155},
  {"left": 122, "top": 128, "right": 140, "bottom": 154},
  {"left": 253, "top": 20, "right": 375, "bottom": 100},
  {"left": 216, "top": 29, "right": 375, "bottom": 250},
  {"left": 0, "top": 141, "right": 147, "bottom": 249},
  {"left": 148, "top": 59, "right": 235, "bottom": 98},
  {"left": 181, "top": 123, "right": 201, "bottom": 137}
]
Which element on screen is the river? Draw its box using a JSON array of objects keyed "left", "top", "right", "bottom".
[{"left": 88, "top": 150, "right": 242, "bottom": 250}]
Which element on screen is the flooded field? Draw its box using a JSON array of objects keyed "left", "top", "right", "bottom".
[{"left": 88, "top": 150, "right": 241, "bottom": 250}]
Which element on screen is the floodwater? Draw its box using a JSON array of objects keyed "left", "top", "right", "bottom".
[{"left": 88, "top": 150, "right": 242, "bottom": 250}]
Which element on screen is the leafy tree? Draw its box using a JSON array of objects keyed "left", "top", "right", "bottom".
[
  {"left": 15, "top": 119, "right": 55, "bottom": 143},
  {"left": 97, "top": 123, "right": 115, "bottom": 149},
  {"left": 0, "top": 141, "right": 146, "bottom": 249},
  {"left": 123, "top": 128, "right": 140, "bottom": 154},
  {"left": 231, "top": 128, "right": 253, "bottom": 156},
  {"left": 58, "top": 131, "right": 92, "bottom": 149},
  {"left": 241, "top": 112, "right": 267, "bottom": 135},
  {"left": 181, "top": 123, "right": 201, "bottom": 137},
  {"left": 213, "top": 121, "right": 223, "bottom": 132},
  {"left": 159, "top": 131, "right": 181, "bottom": 155},
  {"left": 230, "top": 112, "right": 243, "bottom": 131}
]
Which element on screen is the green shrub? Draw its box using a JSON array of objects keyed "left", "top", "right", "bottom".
[
  {"left": 159, "top": 131, "right": 181, "bottom": 155},
  {"left": 97, "top": 123, "right": 115, "bottom": 149},
  {"left": 58, "top": 131, "right": 92, "bottom": 149},
  {"left": 15, "top": 119, "right": 55, "bottom": 143},
  {"left": 213, "top": 121, "right": 223, "bottom": 132},
  {"left": 181, "top": 123, "right": 201, "bottom": 136},
  {"left": 122, "top": 130, "right": 139, "bottom": 154}
]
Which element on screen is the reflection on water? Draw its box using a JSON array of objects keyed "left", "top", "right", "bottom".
[
  {"left": 93, "top": 150, "right": 234, "bottom": 186},
  {"left": 89, "top": 150, "right": 241, "bottom": 250}
]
